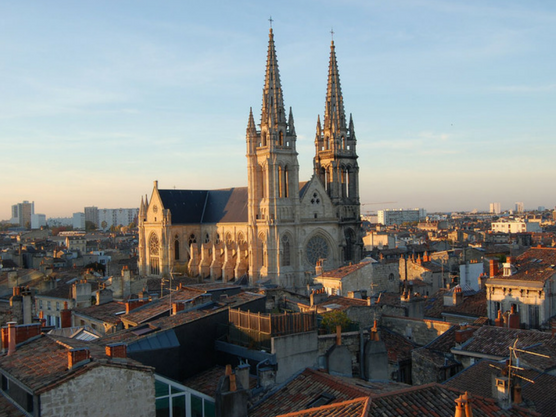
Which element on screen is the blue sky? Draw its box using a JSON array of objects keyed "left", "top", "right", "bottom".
[{"left": 1, "top": 0, "right": 555, "bottom": 220}]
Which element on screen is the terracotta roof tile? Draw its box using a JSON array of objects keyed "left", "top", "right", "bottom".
[
  {"left": 369, "top": 383, "right": 538, "bottom": 416},
  {"left": 453, "top": 326, "right": 552, "bottom": 359},
  {"left": 276, "top": 397, "right": 370, "bottom": 417},
  {"left": 488, "top": 248, "right": 556, "bottom": 283},
  {"left": 249, "top": 369, "right": 374, "bottom": 417},
  {"left": 444, "top": 360, "right": 556, "bottom": 416},
  {"left": 424, "top": 289, "right": 488, "bottom": 319},
  {"left": 73, "top": 301, "right": 126, "bottom": 325}
]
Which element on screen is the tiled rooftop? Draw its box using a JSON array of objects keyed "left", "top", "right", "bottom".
[
  {"left": 444, "top": 359, "right": 556, "bottom": 416},
  {"left": 182, "top": 365, "right": 257, "bottom": 397},
  {"left": 369, "top": 383, "right": 538, "bottom": 416},
  {"left": 424, "top": 289, "right": 487, "bottom": 319},
  {"left": 73, "top": 301, "right": 126, "bottom": 325},
  {"left": 0, "top": 334, "right": 150, "bottom": 394},
  {"left": 276, "top": 397, "right": 370, "bottom": 417},
  {"left": 249, "top": 368, "right": 373, "bottom": 417},
  {"left": 454, "top": 326, "right": 552, "bottom": 359},
  {"left": 319, "top": 262, "right": 372, "bottom": 279},
  {"left": 489, "top": 248, "right": 556, "bottom": 283}
]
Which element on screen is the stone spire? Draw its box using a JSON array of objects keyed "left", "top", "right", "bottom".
[
  {"left": 261, "top": 28, "right": 286, "bottom": 129},
  {"left": 287, "top": 107, "right": 296, "bottom": 135},
  {"left": 323, "top": 40, "right": 346, "bottom": 133},
  {"left": 247, "top": 107, "right": 257, "bottom": 135}
]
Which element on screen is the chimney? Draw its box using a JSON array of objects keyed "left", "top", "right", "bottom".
[
  {"left": 455, "top": 327, "right": 475, "bottom": 345},
  {"left": 513, "top": 382, "right": 523, "bottom": 405},
  {"left": 68, "top": 348, "right": 90, "bottom": 369},
  {"left": 336, "top": 325, "right": 342, "bottom": 346},
  {"left": 489, "top": 259, "right": 499, "bottom": 277},
  {"left": 453, "top": 287, "right": 464, "bottom": 306},
  {"left": 508, "top": 305, "right": 520, "bottom": 329},
  {"left": 216, "top": 364, "right": 249, "bottom": 417},
  {"left": 370, "top": 320, "right": 380, "bottom": 341},
  {"left": 495, "top": 310, "right": 504, "bottom": 327},
  {"left": 60, "top": 301, "right": 72, "bottom": 328},
  {"left": 172, "top": 302, "right": 185, "bottom": 315},
  {"left": 7, "top": 322, "right": 16, "bottom": 355},
  {"left": 105, "top": 343, "right": 127, "bottom": 359}
]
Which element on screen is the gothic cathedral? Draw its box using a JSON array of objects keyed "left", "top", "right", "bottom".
[{"left": 138, "top": 29, "right": 363, "bottom": 289}]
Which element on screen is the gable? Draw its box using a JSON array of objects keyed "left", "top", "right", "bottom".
[{"left": 299, "top": 176, "right": 335, "bottom": 219}]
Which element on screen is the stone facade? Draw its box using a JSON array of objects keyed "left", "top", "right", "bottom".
[
  {"left": 138, "top": 30, "right": 363, "bottom": 289},
  {"left": 40, "top": 366, "right": 155, "bottom": 417},
  {"left": 381, "top": 315, "right": 453, "bottom": 346}
]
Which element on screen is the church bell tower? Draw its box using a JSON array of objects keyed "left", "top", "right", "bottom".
[
  {"left": 246, "top": 28, "right": 300, "bottom": 282},
  {"left": 313, "top": 39, "right": 362, "bottom": 263}
]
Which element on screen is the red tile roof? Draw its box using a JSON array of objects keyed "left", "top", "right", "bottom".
[
  {"left": 444, "top": 360, "right": 556, "bottom": 416},
  {"left": 319, "top": 262, "right": 372, "bottom": 279},
  {"left": 369, "top": 383, "right": 538, "bottom": 416},
  {"left": 276, "top": 397, "right": 370, "bottom": 417},
  {"left": 0, "top": 393, "right": 25, "bottom": 417},
  {"left": 424, "top": 289, "right": 488, "bottom": 319},
  {"left": 453, "top": 326, "right": 552, "bottom": 359},
  {"left": 249, "top": 368, "right": 374, "bottom": 417},
  {"left": 0, "top": 335, "right": 151, "bottom": 394},
  {"left": 73, "top": 301, "right": 126, "bottom": 325},
  {"left": 488, "top": 248, "right": 556, "bottom": 283}
]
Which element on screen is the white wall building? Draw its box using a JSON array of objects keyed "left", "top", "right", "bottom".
[
  {"left": 31, "top": 214, "right": 46, "bottom": 229},
  {"left": 489, "top": 202, "right": 501, "bottom": 214},
  {"left": 72, "top": 212, "right": 85, "bottom": 230},
  {"left": 377, "top": 208, "right": 426, "bottom": 226},
  {"left": 491, "top": 219, "right": 541, "bottom": 234},
  {"left": 98, "top": 208, "right": 139, "bottom": 230}
]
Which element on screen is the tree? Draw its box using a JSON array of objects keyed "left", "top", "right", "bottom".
[
  {"left": 101, "top": 221, "right": 108, "bottom": 230},
  {"left": 320, "top": 310, "right": 355, "bottom": 334},
  {"left": 85, "top": 221, "right": 97, "bottom": 232}
]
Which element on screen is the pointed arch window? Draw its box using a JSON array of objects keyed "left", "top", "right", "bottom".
[
  {"left": 174, "top": 235, "right": 180, "bottom": 261},
  {"left": 283, "top": 166, "right": 289, "bottom": 198},
  {"left": 281, "top": 235, "right": 291, "bottom": 267},
  {"left": 279, "top": 131, "right": 284, "bottom": 146}
]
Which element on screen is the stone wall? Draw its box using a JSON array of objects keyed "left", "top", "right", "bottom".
[
  {"left": 272, "top": 331, "right": 319, "bottom": 384},
  {"left": 40, "top": 365, "right": 155, "bottom": 417},
  {"left": 381, "top": 315, "right": 453, "bottom": 346}
]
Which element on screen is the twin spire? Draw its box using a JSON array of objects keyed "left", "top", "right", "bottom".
[{"left": 253, "top": 28, "right": 351, "bottom": 146}]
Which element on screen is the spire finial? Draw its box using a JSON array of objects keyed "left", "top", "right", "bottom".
[
  {"left": 269, "top": 16, "right": 273, "bottom": 29},
  {"left": 331, "top": 27, "right": 334, "bottom": 42}
]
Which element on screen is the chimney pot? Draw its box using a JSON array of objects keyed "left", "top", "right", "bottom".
[{"left": 7, "top": 322, "right": 17, "bottom": 356}]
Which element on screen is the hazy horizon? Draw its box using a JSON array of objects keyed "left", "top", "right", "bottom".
[{"left": 2, "top": 1, "right": 555, "bottom": 220}]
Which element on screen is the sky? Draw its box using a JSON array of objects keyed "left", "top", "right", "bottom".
[{"left": 1, "top": 0, "right": 555, "bottom": 220}]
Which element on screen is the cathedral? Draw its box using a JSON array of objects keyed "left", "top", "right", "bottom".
[{"left": 137, "top": 28, "right": 363, "bottom": 289}]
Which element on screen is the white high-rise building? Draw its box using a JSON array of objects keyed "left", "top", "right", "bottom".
[
  {"left": 489, "top": 202, "right": 501, "bottom": 214},
  {"left": 515, "top": 202, "right": 524, "bottom": 213},
  {"left": 377, "top": 208, "right": 426, "bottom": 226}
]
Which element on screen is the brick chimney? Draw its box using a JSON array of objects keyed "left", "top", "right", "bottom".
[
  {"left": 455, "top": 327, "right": 475, "bottom": 345},
  {"left": 125, "top": 298, "right": 149, "bottom": 314},
  {"left": 60, "top": 301, "right": 72, "bottom": 328},
  {"left": 172, "top": 302, "right": 185, "bottom": 315},
  {"left": 453, "top": 287, "right": 464, "bottom": 306},
  {"left": 336, "top": 325, "right": 342, "bottom": 346},
  {"left": 7, "top": 322, "right": 16, "bottom": 356},
  {"left": 508, "top": 305, "right": 520, "bottom": 329},
  {"left": 105, "top": 343, "right": 127, "bottom": 359},
  {"left": 489, "top": 259, "right": 499, "bottom": 277},
  {"left": 68, "top": 348, "right": 90, "bottom": 369}
]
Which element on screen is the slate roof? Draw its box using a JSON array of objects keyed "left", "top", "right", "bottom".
[
  {"left": 158, "top": 188, "right": 248, "bottom": 224},
  {"left": 444, "top": 360, "right": 556, "bottom": 416},
  {"left": 249, "top": 368, "right": 373, "bottom": 417},
  {"left": 424, "top": 289, "right": 488, "bottom": 319},
  {"left": 369, "top": 383, "right": 538, "bottom": 416},
  {"left": 98, "top": 292, "right": 264, "bottom": 347},
  {"left": 276, "top": 397, "right": 370, "bottom": 417},
  {"left": 0, "top": 335, "right": 151, "bottom": 394},
  {"left": 453, "top": 326, "right": 552, "bottom": 359},
  {"left": 121, "top": 287, "right": 206, "bottom": 326}
]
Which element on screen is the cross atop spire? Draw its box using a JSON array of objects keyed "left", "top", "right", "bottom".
[
  {"left": 323, "top": 38, "right": 346, "bottom": 132},
  {"left": 268, "top": 16, "right": 273, "bottom": 29},
  {"left": 261, "top": 27, "right": 286, "bottom": 129},
  {"left": 330, "top": 27, "right": 334, "bottom": 41}
]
